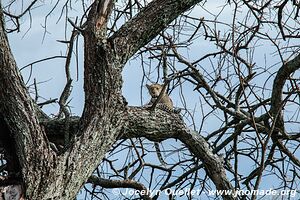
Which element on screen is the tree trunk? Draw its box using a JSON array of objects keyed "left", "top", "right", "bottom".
[{"left": 0, "top": 0, "right": 236, "bottom": 199}]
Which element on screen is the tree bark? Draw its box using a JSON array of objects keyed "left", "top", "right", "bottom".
[
  {"left": 42, "top": 107, "right": 235, "bottom": 199},
  {"left": 0, "top": 0, "right": 236, "bottom": 199},
  {"left": 0, "top": 3, "right": 56, "bottom": 198}
]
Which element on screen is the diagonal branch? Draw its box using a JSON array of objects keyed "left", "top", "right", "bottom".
[
  {"left": 270, "top": 54, "right": 300, "bottom": 135},
  {"left": 0, "top": 4, "right": 55, "bottom": 198},
  {"left": 270, "top": 54, "right": 300, "bottom": 116},
  {"left": 110, "top": 0, "right": 202, "bottom": 63},
  {"left": 123, "top": 107, "right": 234, "bottom": 198}
]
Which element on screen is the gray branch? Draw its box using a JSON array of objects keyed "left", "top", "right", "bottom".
[
  {"left": 43, "top": 106, "right": 234, "bottom": 199},
  {"left": 110, "top": 0, "right": 202, "bottom": 63}
]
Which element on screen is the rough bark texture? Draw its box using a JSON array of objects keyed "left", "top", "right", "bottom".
[
  {"left": 111, "top": 0, "right": 202, "bottom": 63},
  {"left": 42, "top": 107, "right": 234, "bottom": 199},
  {"left": 0, "top": 0, "right": 237, "bottom": 199},
  {"left": 0, "top": 4, "right": 56, "bottom": 198}
]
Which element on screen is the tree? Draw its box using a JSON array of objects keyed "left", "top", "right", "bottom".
[{"left": 0, "top": 0, "right": 299, "bottom": 200}]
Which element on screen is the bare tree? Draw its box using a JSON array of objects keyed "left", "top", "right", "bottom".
[{"left": 0, "top": 0, "right": 300, "bottom": 200}]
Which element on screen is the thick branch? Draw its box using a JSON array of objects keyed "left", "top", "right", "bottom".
[
  {"left": 123, "top": 107, "right": 234, "bottom": 198},
  {"left": 270, "top": 54, "right": 300, "bottom": 115},
  {"left": 269, "top": 54, "right": 300, "bottom": 137},
  {"left": 88, "top": 175, "right": 152, "bottom": 200},
  {"left": 0, "top": 4, "right": 55, "bottom": 198},
  {"left": 110, "top": 0, "right": 202, "bottom": 63},
  {"left": 43, "top": 107, "right": 234, "bottom": 199}
]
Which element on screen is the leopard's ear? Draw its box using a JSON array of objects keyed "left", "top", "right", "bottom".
[
  {"left": 146, "top": 84, "right": 151, "bottom": 90},
  {"left": 160, "top": 84, "right": 167, "bottom": 92}
]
